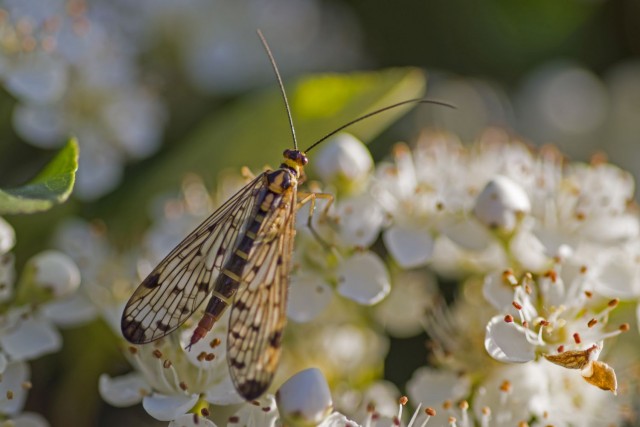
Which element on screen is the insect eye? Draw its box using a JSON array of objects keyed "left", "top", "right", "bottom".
[
  {"left": 283, "top": 149, "right": 293, "bottom": 158},
  {"left": 300, "top": 154, "right": 308, "bottom": 165}
]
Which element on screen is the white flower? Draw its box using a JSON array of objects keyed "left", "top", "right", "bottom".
[
  {"left": 483, "top": 264, "right": 624, "bottom": 393},
  {"left": 99, "top": 310, "right": 244, "bottom": 422},
  {"left": 473, "top": 361, "right": 621, "bottom": 427}
]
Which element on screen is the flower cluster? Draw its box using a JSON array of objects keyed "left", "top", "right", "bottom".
[
  {"left": 54, "top": 128, "right": 640, "bottom": 426},
  {"left": 0, "top": 217, "right": 91, "bottom": 426}
]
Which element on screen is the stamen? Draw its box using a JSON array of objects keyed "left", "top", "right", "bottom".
[
  {"left": 458, "top": 400, "right": 469, "bottom": 427},
  {"left": 419, "top": 408, "right": 436, "bottom": 427},
  {"left": 480, "top": 407, "right": 491, "bottom": 427},
  {"left": 407, "top": 403, "right": 422, "bottom": 427}
]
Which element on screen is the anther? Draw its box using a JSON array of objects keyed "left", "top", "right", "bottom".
[
  {"left": 573, "top": 332, "right": 581, "bottom": 344},
  {"left": 499, "top": 380, "right": 511, "bottom": 393}
]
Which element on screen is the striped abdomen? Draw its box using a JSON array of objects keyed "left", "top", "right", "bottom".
[{"left": 187, "top": 168, "right": 294, "bottom": 347}]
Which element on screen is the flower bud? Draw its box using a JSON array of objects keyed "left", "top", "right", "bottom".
[
  {"left": 276, "top": 368, "right": 333, "bottom": 426},
  {"left": 313, "top": 133, "right": 372, "bottom": 192},
  {"left": 473, "top": 175, "right": 530, "bottom": 233},
  {"left": 30, "top": 251, "right": 80, "bottom": 298}
]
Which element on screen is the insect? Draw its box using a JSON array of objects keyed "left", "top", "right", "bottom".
[{"left": 121, "top": 30, "right": 448, "bottom": 400}]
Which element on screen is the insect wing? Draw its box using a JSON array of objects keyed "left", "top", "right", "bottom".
[
  {"left": 121, "top": 174, "right": 266, "bottom": 344},
  {"left": 227, "top": 186, "right": 297, "bottom": 400}
]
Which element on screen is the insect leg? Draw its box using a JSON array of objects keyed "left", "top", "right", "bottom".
[{"left": 297, "top": 191, "right": 334, "bottom": 249}]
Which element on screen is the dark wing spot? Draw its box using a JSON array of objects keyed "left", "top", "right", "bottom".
[
  {"left": 180, "top": 305, "right": 191, "bottom": 314},
  {"left": 269, "top": 330, "right": 283, "bottom": 348},
  {"left": 198, "top": 282, "right": 209, "bottom": 292},
  {"left": 230, "top": 358, "right": 246, "bottom": 369},
  {"left": 234, "top": 299, "right": 249, "bottom": 311},
  {"left": 172, "top": 287, "right": 183, "bottom": 295},
  {"left": 237, "top": 380, "right": 269, "bottom": 401},
  {"left": 121, "top": 318, "right": 146, "bottom": 343},
  {"left": 156, "top": 320, "right": 171, "bottom": 332},
  {"left": 142, "top": 273, "right": 161, "bottom": 289}
]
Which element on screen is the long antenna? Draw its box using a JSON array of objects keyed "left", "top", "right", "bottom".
[
  {"left": 257, "top": 29, "right": 298, "bottom": 150},
  {"left": 303, "top": 98, "right": 455, "bottom": 153}
]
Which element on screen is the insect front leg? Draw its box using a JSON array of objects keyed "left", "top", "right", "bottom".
[{"left": 297, "top": 191, "right": 334, "bottom": 250}]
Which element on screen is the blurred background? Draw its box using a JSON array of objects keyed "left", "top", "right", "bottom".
[{"left": 0, "top": 0, "right": 639, "bottom": 425}]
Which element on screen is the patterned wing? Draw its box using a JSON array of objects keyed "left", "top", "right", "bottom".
[
  {"left": 226, "top": 186, "right": 297, "bottom": 400},
  {"left": 121, "top": 174, "right": 266, "bottom": 344}
]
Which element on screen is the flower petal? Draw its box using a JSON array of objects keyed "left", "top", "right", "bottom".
[
  {"left": 203, "top": 373, "right": 244, "bottom": 406},
  {"left": 287, "top": 274, "right": 333, "bottom": 323},
  {"left": 98, "top": 373, "right": 151, "bottom": 407},
  {"left": 484, "top": 315, "right": 535, "bottom": 363},
  {"left": 336, "top": 252, "right": 390, "bottom": 305},
  {"left": 41, "top": 293, "right": 98, "bottom": 327},
  {"left": 383, "top": 225, "right": 434, "bottom": 268},
  {"left": 142, "top": 393, "right": 199, "bottom": 422},
  {"left": 8, "top": 412, "right": 50, "bottom": 427},
  {"left": 335, "top": 195, "right": 384, "bottom": 248},
  {"left": 0, "top": 361, "right": 30, "bottom": 415},
  {"left": 0, "top": 314, "right": 62, "bottom": 361},
  {"left": 276, "top": 368, "right": 333, "bottom": 426}
]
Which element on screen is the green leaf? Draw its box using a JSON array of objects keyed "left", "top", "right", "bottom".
[
  {"left": 103, "top": 68, "right": 426, "bottom": 241},
  {"left": 0, "top": 138, "right": 79, "bottom": 215}
]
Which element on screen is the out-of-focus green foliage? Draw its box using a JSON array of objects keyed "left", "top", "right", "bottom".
[
  {"left": 0, "top": 138, "right": 78, "bottom": 215},
  {"left": 104, "top": 68, "right": 425, "bottom": 243}
]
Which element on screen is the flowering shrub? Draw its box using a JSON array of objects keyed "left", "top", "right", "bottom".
[{"left": 49, "top": 129, "right": 639, "bottom": 426}]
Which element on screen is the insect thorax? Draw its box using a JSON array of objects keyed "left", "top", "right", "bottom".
[{"left": 266, "top": 167, "right": 298, "bottom": 194}]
